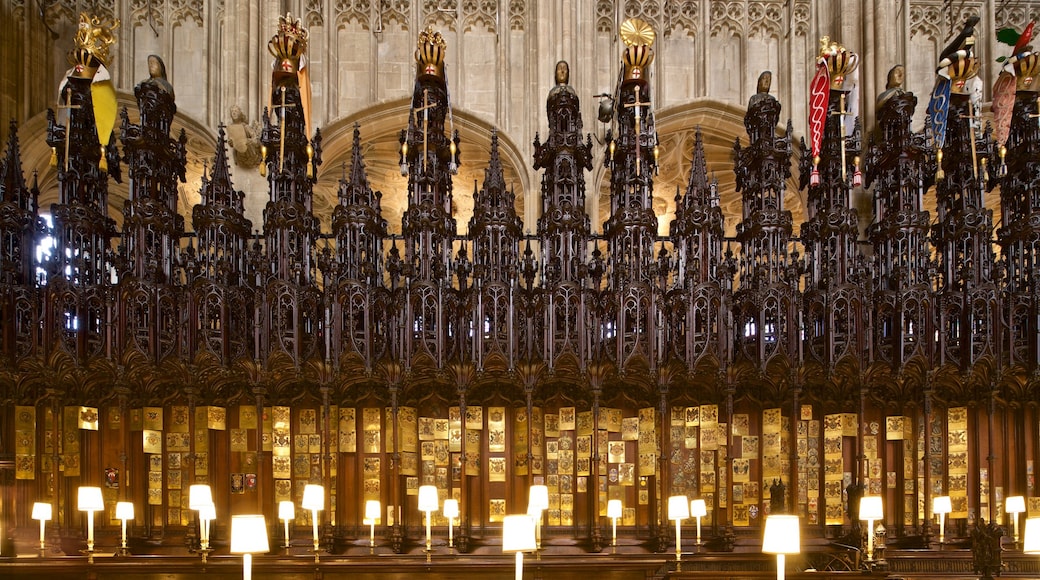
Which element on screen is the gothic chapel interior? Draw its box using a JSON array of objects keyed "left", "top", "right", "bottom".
[{"left": 3, "top": 1, "right": 1040, "bottom": 579}]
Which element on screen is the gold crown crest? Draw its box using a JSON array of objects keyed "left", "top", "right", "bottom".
[
  {"left": 68, "top": 13, "right": 119, "bottom": 78},
  {"left": 268, "top": 13, "right": 309, "bottom": 70},
  {"left": 1014, "top": 52, "right": 1040, "bottom": 91},
  {"left": 415, "top": 27, "right": 446, "bottom": 78},
  {"left": 620, "top": 19, "right": 655, "bottom": 84},
  {"left": 818, "top": 37, "right": 858, "bottom": 90}
]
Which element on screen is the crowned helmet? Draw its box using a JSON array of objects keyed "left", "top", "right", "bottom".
[
  {"left": 68, "top": 13, "right": 119, "bottom": 79},
  {"left": 268, "top": 12, "right": 309, "bottom": 77},
  {"left": 620, "top": 18, "right": 655, "bottom": 85},
  {"left": 415, "top": 27, "right": 446, "bottom": 80},
  {"left": 1014, "top": 52, "right": 1040, "bottom": 91},
  {"left": 819, "top": 37, "right": 858, "bottom": 90}
]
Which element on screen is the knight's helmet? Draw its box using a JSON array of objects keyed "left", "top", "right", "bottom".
[
  {"left": 68, "top": 13, "right": 118, "bottom": 79},
  {"left": 268, "top": 12, "right": 309, "bottom": 86}
]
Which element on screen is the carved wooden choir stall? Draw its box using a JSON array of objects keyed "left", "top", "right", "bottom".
[{"left": 2, "top": 10, "right": 1040, "bottom": 580}]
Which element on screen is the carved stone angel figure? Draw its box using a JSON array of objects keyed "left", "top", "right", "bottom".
[{"left": 227, "top": 104, "right": 262, "bottom": 168}]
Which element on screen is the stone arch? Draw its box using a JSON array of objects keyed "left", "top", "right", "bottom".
[
  {"left": 316, "top": 99, "right": 531, "bottom": 235},
  {"left": 592, "top": 99, "right": 806, "bottom": 237}
]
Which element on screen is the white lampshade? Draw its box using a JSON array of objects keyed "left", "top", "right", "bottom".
[
  {"left": 859, "top": 496, "right": 883, "bottom": 521},
  {"left": 443, "top": 498, "right": 459, "bottom": 519},
  {"left": 502, "top": 514, "right": 537, "bottom": 552},
  {"left": 115, "top": 501, "right": 135, "bottom": 521},
  {"left": 933, "top": 495, "right": 952, "bottom": 515},
  {"left": 762, "top": 514, "right": 800, "bottom": 555},
  {"left": 528, "top": 485, "right": 549, "bottom": 512},
  {"left": 230, "top": 514, "right": 270, "bottom": 553},
  {"left": 690, "top": 499, "right": 707, "bottom": 518},
  {"left": 278, "top": 500, "right": 296, "bottom": 521},
  {"left": 607, "top": 499, "right": 623, "bottom": 519},
  {"left": 668, "top": 495, "right": 689, "bottom": 521},
  {"left": 1024, "top": 517, "right": 1040, "bottom": 554},
  {"left": 302, "top": 484, "right": 325, "bottom": 511},
  {"left": 365, "top": 500, "right": 382, "bottom": 522},
  {"left": 189, "top": 484, "right": 213, "bottom": 510},
  {"left": 1006, "top": 496, "right": 1026, "bottom": 514},
  {"left": 198, "top": 502, "right": 216, "bottom": 521},
  {"left": 78, "top": 486, "right": 104, "bottom": 512},
  {"left": 32, "top": 502, "right": 52, "bottom": 521},
  {"left": 418, "top": 485, "right": 439, "bottom": 513}
]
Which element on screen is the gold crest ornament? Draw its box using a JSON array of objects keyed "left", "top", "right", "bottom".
[{"left": 620, "top": 18, "right": 656, "bottom": 47}]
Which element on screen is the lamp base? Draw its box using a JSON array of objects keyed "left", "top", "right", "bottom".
[
  {"left": 198, "top": 547, "right": 212, "bottom": 564},
  {"left": 117, "top": 546, "right": 132, "bottom": 557}
]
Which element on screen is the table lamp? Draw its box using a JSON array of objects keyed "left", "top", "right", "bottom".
[
  {"left": 189, "top": 484, "right": 214, "bottom": 551},
  {"left": 418, "top": 485, "right": 439, "bottom": 559},
  {"left": 231, "top": 514, "right": 269, "bottom": 580},
  {"left": 1023, "top": 517, "right": 1040, "bottom": 554},
  {"left": 443, "top": 498, "right": 459, "bottom": 550},
  {"left": 668, "top": 495, "right": 689, "bottom": 569},
  {"left": 1007, "top": 495, "right": 1026, "bottom": 545},
  {"left": 302, "top": 484, "right": 325, "bottom": 561},
  {"left": 933, "top": 495, "right": 952, "bottom": 547},
  {"left": 115, "top": 501, "right": 135, "bottom": 554},
  {"left": 528, "top": 484, "right": 549, "bottom": 553},
  {"left": 690, "top": 498, "right": 707, "bottom": 546},
  {"left": 78, "top": 486, "right": 104, "bottom": 561},
  {"left": 607, "top": 499, "right": 622, "bottom": 551},
  {"left": 502, "top": 514, "right": 537, "bottom": 580},
  {"left": 859, "top": 495, "right": 883, "bottom": 562},
  {"left": 31, "top": 502, "right": 51, "bottom": 554},
  {"left": 278, "top": 500, "right": 295, "bottom": 549},
  {"left": 364, "top": 499, "right": 381, "bottom": 553},
  {"left": 763, "top": 514, "right": 800, "bottom": 580}
]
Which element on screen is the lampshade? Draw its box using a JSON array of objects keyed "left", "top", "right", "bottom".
[
  {"left": 762, "top": 514, "right": 801, "bottom": 554},
  {"left": 502, "top": 514, "right": 537, "bottom": 552},
  {"left": 32, "top": 502, "right": 52, "bottom": 521},
  {"left": 302, "top": 484, "right": 325, "bottom": 511},
  {"left": 607, "top": 499, "right": 623, "bottom": 519},
  {"left": 1024, "top": 517, "right": 1040, "bottom": 554},
  {"left": 78, "top": 486, "right": 104, "bottom": 512},
  {"left": 365, "top": 499, "right": 382, "bottom": 522},
  {"left": 442, "top": 498, "right": 459, "bottom": 519},
  {"left": 279, "top": 500, "right": 296, "bottom": 521},
  {"left": 1007, "top": 496, "right": 1026, "bottom": 514},
  {"left": 859, "top": 496, "right": 883, "bottom": 521},
  {"left": 189, "top": 484, "right": 213, "bottom": 510},
  {"left": 198, "top": 502, "right": 216, "bottom": 521},
  {"left": 528, "top": 485, "right": 549, "bottom": 512},
  {"left": 418, "top": 485, "right": 439, "bottom": 512},
  {"left": 690, "top": 499, "right": 707, "bottom": 518},
  {"left": 668, "top": 495, "right": 689, "bottom": 520},
  {"left": 115, "top": 501, "right": 135, "bottom": 521},
  {"left": 230, "top": 514, "right": 270, "bottom": 553},
  {"left": 933, "top": 495, "right": 952, "bottom": 515}
]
